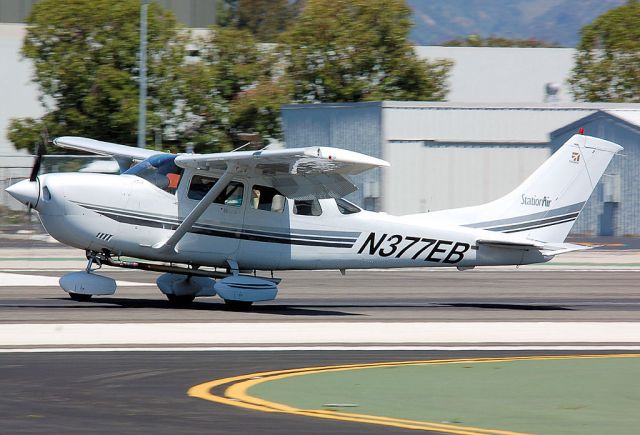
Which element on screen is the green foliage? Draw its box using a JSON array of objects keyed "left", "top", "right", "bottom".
[
  {"left": 569, "top": 0, "right": 640, "bottom": 102},
  {"left": 9, "top": 0, "right": 186, "bottom": 151},
  {"left": 237, "top": 0, "right": 291, "bottom": 42},
  {"left": 9, "top": 0, "right": 451, "bottom": 154},
  {"left": 280, "top": 0, "right": 451, "bottom": 103},
  {"left": 443, "top": 35, "right": 560, "bottom": 48},
  {"left": 176, "top": 27, "right": 284, "bottom": 151},
  {"left": 217, "top": 0, "right": 300, "bottom": 42}
]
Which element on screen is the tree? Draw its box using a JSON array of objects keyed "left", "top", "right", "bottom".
[
  {"left": 569, "top": 0, "right": 640, "bottom": 102},
  {"left": 216, "top": 0, "right": 300, "bottom": 42},
  {"left": 442, "top": 35, "right": 560, "bottom": 48},
  {"left": 237, "top": 0, "right": 291, "bottom": 42},
  {"left": 280, "top": 0, "right": 452, "bottom": 103},
  {"left": 8, "top": 0, "right": 186, "bottom": 151},
  {"left": 178, "top": 27, "right": 288, "bottom": 150}
]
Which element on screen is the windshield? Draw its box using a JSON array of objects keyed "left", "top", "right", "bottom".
[{"left": 123, "top": 154, "right": 183, "bottom": 194}]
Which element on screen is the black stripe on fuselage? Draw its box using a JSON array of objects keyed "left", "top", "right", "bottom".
[
  {"left": 76, "top": 201, "right": 359, "bottom": 243},
  {"left": 484, "top": 212, "right": 580, "bottom": 232},
  {"left": 503, "top": 217, "right": 577, "bottom": 233},
  {"left": 90, "top": 209, "right": 355, "bottom": 248}
]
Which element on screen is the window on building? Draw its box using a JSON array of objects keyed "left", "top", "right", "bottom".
[
  {"left": 335, "top": 198, "right": 361, "bottom": 214},
  {"left": 251, "top": 185, "right": 286, "bottom": 213},
  {"left": 293, "top": 199, "right": 322, "bottom": 216},
  {"left": 187, "top": 175, "right": 244, "bottom": 206}
]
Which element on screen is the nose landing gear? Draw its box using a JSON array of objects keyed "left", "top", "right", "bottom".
[{"left": 59, "top": 251, "right": 117, "bottom": 301}]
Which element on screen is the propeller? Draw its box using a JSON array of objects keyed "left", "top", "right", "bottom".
[{"left": 29, "top": 126, "right": 49, "bottom": 182}]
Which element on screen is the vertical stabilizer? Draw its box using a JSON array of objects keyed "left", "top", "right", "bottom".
[{"left": 419, "top": 134, "right": 622, "bottom": 243}]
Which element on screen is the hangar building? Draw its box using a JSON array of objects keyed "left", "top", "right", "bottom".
[{"left": 282, "top": 102, "right": 640, "bottom": 236}]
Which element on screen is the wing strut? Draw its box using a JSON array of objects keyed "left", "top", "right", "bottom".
[{"left": 154, "top": 164, "right": 238, "bottom": 253}]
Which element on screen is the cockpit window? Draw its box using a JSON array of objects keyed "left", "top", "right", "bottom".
[
  {"left": 335, "top": 198, "right": 361, "bottom": 214},
  {"left": 188, "top": 175, "right": 244, "bottom": 207},
  {"left": 293, "top": 199, "right": 322, "bottom": 216},
  {"left": 123, "top": 154, "right": 183, "bottom": 194}
]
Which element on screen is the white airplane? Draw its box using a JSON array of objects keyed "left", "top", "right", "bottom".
[{"left": 5, "top": 133, "right": 622, "bottom": 308}]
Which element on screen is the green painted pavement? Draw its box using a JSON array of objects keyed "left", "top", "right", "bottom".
[{"left": 249, "top": 356, "right": 640, "bottom": 435}]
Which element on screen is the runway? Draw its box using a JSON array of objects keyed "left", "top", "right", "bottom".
[
  {"left": 1, "top": 269, "right": 639, "bottom": 323},
  {"left": 1, "top": 248, "right": 639, "bottom": 433}
]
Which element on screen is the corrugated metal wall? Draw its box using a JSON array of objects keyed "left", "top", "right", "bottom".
[
  {"left": 382, "top": 103, "right": 597, "bottom": 142},
  {"left": 0, "top": 0, "right": 217, "bottom": 28},
  {"left": 551, "top": 114, "right": 640, "bottom": 236},
  {"left": 0, "top": 0, "right": 37, "bottom": 23},
  {"left": 281, "top": 102, "right": 639, "bottom": 230},
  {"left": 281, "top": 103, "right": 383, "bottom": 209},
  {"left": 384, "top": 141, "right": 550, "bottom": 215}
]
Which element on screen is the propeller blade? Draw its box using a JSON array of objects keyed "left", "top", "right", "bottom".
[{"left": 29, "top": 138, "right": 47, "bottom": 182}]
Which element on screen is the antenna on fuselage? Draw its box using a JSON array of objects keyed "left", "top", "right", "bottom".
[{"left": 230, "top": 142, "right": 252, "bottom": 153}]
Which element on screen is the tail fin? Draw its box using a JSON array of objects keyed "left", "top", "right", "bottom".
[{"left": 423, "top": 134, "right": 622, "bottom": 243}]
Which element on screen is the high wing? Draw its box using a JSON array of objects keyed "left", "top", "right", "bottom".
[
  {"left": 175, "top": 147, "right": 390, "bottom": 199},
  {"left": 53, "top": 136, "right": 166, "bottom": 172}
]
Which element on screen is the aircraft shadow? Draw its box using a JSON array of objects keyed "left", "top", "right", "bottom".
[
  {"left": 48, "top": 297, "right": 361, "bottom": 316},
  {"left": 267, "top": 302, "right": 572, "bottom": 311},
  {"left": 438, "top": 302, "right": 572, "bottom": 311}
]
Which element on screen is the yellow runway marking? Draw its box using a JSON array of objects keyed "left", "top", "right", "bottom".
[{"left": 188, "top": 354, "right": 640, "bottom": 434}]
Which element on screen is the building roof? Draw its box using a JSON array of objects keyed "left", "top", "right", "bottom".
[
  {"left": 284, "top": 102, "right": 640, "bottom": 143},
  {"left": 383, "top": 103, "right": 640, "bottom": 143},
  {"left": 605, "top": 110, "right": 640, "bottom": 128}
]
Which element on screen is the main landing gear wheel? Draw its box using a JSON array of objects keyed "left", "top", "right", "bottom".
[
  {"left": 166, "top": 294, "right": 196, "bottom": 306},
  {"left": 68, "top": 292, "right": 92, "bottom": 302},
  {"left": 224, "top": 299, "right": 254, "bottom": 310}
]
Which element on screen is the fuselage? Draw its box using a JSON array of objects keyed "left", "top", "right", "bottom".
[{"left": 27, "top": 168, "right": 550, "bottom": 271}]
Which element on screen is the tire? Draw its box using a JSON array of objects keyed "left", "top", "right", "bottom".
[
  {"left": 166, "top": 294, "right": 196, "bottom": 306},
  {"left": 68, "top": 292, "right": 92, "bottom": 302},
  {"left": 224, "top": 299, "right": 254, "bottom": 310}
]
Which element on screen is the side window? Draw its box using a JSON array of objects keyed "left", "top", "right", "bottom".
[
  {"left": 335, "top": 198, "right": 361, "bottom": 214},
  {"left": 251, "top": 185, "right": 286, "bottom": 213},
  {"left": 187, "top": 175, "right": 244, "bottom": 206},
  {"left": 216, "top": 181, "right": 244, "bottom": 206},
  {"left": 293, "top": 199, "right": 322, "bottom": 216},
  {"left": 188, "top": 175, "right": 215, "bottom": 200}
]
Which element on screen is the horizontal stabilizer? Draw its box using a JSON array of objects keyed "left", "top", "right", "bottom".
[
  {"left": 539, "top": 242, "right": 592, "bottom": 256},
  {"left": 477, "top": 237, "right": 591, "bottom": 257},
  {"left": 477, "top": 239, "right": 544, "bottom": 250}
]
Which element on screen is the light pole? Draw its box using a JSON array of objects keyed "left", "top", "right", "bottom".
[{"left": 137, "top": 0, "right": 148, "bottom": 148}]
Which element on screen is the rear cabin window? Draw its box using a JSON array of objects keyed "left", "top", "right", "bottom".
[
  {"left": 335, "top": 198, "right": 361, "bottom": 214},
  {"left": 251, "top": 185, "right": 286, "bottom": 213},
  {"left": 188, "top": 175, "right": 244, "bottom": 206},
  {"left": 293, "top": 199, "right": 322, "bottom": 216}
]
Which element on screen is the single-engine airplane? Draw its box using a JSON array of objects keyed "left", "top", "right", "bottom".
[{"left": 5, "top": 133, "right": 622, "bottom": 307}]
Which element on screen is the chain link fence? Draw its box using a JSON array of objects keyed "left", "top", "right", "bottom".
[{"left": 0, "top": 155, "right": 118, "bottom": 231}]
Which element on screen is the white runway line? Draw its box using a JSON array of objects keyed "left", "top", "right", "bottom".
[
  {"left": 0, "top": 272, "right": 154, "bottom": 287},
  {"left": 2, "top": 322, "right": 640, "bottom": 347},
  {"left": 3, "top": 345, "right": 640, "bottom": 353}
]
